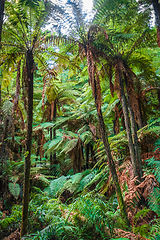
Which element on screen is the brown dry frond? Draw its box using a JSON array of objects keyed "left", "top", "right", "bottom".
[
  {"left": 86, "top": 46, "right": 101, "bottom": 113},
  {"left": 141, "top": 148, "right": 160, "bottom": 161}
]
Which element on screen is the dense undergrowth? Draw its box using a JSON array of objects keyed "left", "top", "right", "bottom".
[{"left": 0, "top": 126, "right": 160, "bottom": 240}]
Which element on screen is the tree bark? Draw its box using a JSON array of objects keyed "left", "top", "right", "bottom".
[
  {"left": 50, "top": 100, "right": 57, "bottom": 174},
  {"left": 20, "top": 49, "right": 34, "bottom": 237},
  {"left": 116, "top": 64, "right": 138, "bottom": 179},
  {"left": 96, "top": 107, "right": 130, "bottom": 229},
  {"left": 124, "top": 74, "right": 142, "bottom": 181},
  {"left": 0, "top": 0, "right": 5, "bottom": 44},
  {"left": 86, "top": 143, "right": 89, "bottom": 169},
  {"left": 152, "top": 0, "right": 160, "bottom": 46},
  {"left": 53, "top": 100, "right": 56, "bottom": 163},
  {"left": 157, "top": 89, "right": 160, "bottom": 110},
  {"left": 0, "top": 84, "right": 1, "bottom": 123}
]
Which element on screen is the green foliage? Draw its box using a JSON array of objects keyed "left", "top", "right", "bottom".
[
  {"left": 67, "top": 192, "right": 124, "bottom": 239},
  {"left": 44, "top": 170, "right": 95, "bottom": 200},
  {"left": 2, "top": 100, "right": 13, "bottom": 116},
  {"left": 145, "top": 139, "right": 160, "bottom": 217},
  {"left": 150, "top": 219, "right": 160, "bottom": 240},
  {"left": 0, "top": 205, "right": 22, "bottom": 234},
  {"left": 133, "top": 208, "right": 151, "bottom": 237},
  {"left": 8, "top": 182, "right": 21, "bottom": 200}
]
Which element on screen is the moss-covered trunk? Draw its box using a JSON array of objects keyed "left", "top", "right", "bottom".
[{"left": 20, "top": 49, "right": 34, "bottom": 237}]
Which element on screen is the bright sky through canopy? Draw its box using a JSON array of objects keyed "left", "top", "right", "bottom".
[{"left": 82, "top": 0, "right": 93, "bottom": 12}]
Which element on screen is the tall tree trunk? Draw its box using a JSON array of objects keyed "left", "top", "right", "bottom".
[
  {"left": 86, "top": 143, "right": 89, "bottom": 169},
  {"left": 157, "top": 89, "right": 160, "bottom": 110},
  {"left": 0, "top": 0, "right": 5, "bottom": 44},
  {"left": 50, "top": 126, "right": 53, "bottom": 166},
  {"left": 124, "top": 74, "right": 142, "bottom": 181},
  {"left": 90, "top": 144, "right": 96, "bottom": 167},
  {"left": 86, "top": 47, "right": 129, "bottom": 228},
  {"left": 53, "top": 100, "right": 56, "bottom": 163},
  {"left": 20, "top": 49, "right": 34, "bottom": 237},
  {"left": 152, "top": 0, "right": 160, "bottom": 47},
  {"left": 96, "top": 107, "right": 130, "bottom": 229},
  {"left": 116, "top": 64, "right": 138, "bottom": 179},
  {"left": 50, "top": 100, "right": 57, "bottom": 174},
  {"left": 0, "top": 84, "right": 1, "bottom": 123}
]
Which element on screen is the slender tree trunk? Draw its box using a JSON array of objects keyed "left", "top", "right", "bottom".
[
  {"left": 50, "top": 126, "right": 53, "bottom": 166},
  {"left": 53, "top": 100, "right": 56, "bottom": 163},
  {"left": 157, "top": 89, "right": 160, "bottom": 110},
  {"left": 96, "top": 107, "right": 130, "bottom": 229},
  {"left": 50, "top": 100, "right": 56, "bottom": 174},
  {"left": 90, "top": 144, "right": 96, "bottom": 167},
  {"left": 0, "top": 84, "right": 1, "bottom": 123},
  {"left": 0, "top": 0, "right": 5, "bottom": 44},
  {"left": 124, "top": 75, "right": 142, "bottom": 181},
  {"left": 0, "top": 84, "right": 1, "bottom": 108},
  {"left": 86, "top": 47, "right": 130, "bottom": 228},
  {"left": 86, "top": 143, "right": 89, "bottom": 169},
  {"left": 20, "top": 49, "right": 34, "bottom": 237},
  {"left": 117, "top": 65, "right": 138, "bottom": 179},
  {"left": 152, "top": 0, "right": 160, "bottom": 47}
]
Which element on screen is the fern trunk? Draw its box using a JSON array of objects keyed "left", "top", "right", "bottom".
[
  {"left": 157, "top": 89, "right": 160, "bottom": 110},
  {"left": 50, "top": 100, "right": 57, "bottom": 174},
  {"left": 124, "top": 74, "right": 142, "bottom": 181},
  {"left": 96, "top": 108, "right": 130, "bottom": 229},
  {"left": 86, "top": 48, "right": 129, "bottom": 228},
  {"left": 0, "top": 0, "right": 5, "bottom": 44},
  {"left": 53, "top": 100, "right": 56, "bottom": 164},
  {"left": 0, "top": 84, "right": 1, "bottom": 121},
  {"left": 20, "top": 49, "right": 34, "bottom": 237},
  {"left": 127, "top": 93, "right": 142, "bottom": 181},
  {"left": 117, "top": 66, "right": 139, "bottom": 179},
  {"left": 86, "top": 143, "right": 89, "bottom": 169},
  {"left": 152, "top": 0, "right": 160, "bottom": 47}
]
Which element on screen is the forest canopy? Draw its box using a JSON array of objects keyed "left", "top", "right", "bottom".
[{"left": 0, "top": 0, "right": 160, "bottom": 239}]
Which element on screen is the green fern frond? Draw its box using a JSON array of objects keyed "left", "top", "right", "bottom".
[
  {"left": 2, "top": 100, "right": 13, "bottom": 116},
  {"left": 60, "top": 138, "right": 78, "bottom": 154}
]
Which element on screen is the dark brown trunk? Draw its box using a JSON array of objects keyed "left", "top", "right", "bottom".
[
  {"left": 53, "top": 100, "right": 56, "bottom": 163},
  {"left": 0, "top": 0, "right": 5, "bottom": 44},
  {"left": 50, "top": 127, "right": 53, "bottom": 165},
  {"left": 86, "top": 49, "right": 129, "bottom": 228},
  {"left": 90, "top": 144, "right": 96, "bottom": 167},
  {"left": 124, "top": 74, "right": 142, "bottom": 181},
  {"left": 86, "top": 143, "right": 89, "bottom": 169},
  {"left": 152, "top": 0, "right": 160, "bottom": 46},
  {"left": 126, "top": 95, "right": 142, "bottom": 181},
  {"left": 113, "top": 104, "right": 120, "bottom": 134},
  {"left": 0, "top": 84, "right": 1, "bottom": 108},
  {"left": 50, "top": 101, "right": 57, "bottom": 173},
  {"left": 20, "top": 49, "right": 34, "bottom": 237},
  {"left": 96, "top": 108, "right": 130, "bottom": 229},
  {"left": 157, "top": 89, "right": 160, "bottom": 110},
  {"left": 0, "top": 84, "right": 1, "bottom": 123},
  {"left": 117, "top": 65, "right": 138, "bottom": 179}
]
